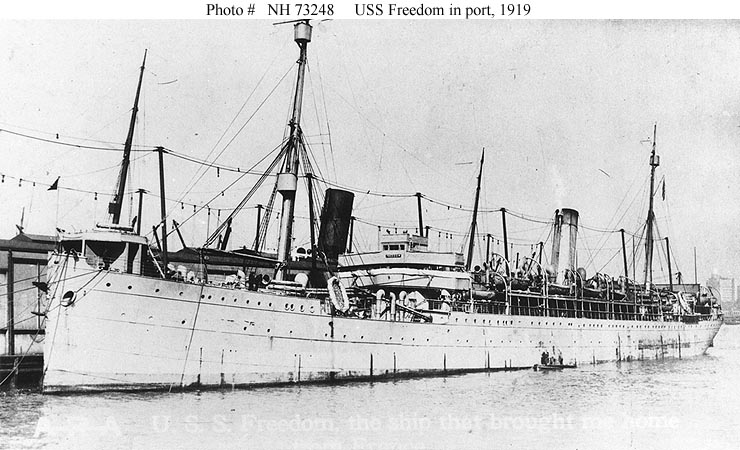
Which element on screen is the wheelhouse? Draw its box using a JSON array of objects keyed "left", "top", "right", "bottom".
[{"left": 58, "top": 225, "right": 149, "bottom": 275}]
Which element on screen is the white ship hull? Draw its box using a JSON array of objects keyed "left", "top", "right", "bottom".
[{"left": 42, "top": 262, "right": 722, "bottom": 393}]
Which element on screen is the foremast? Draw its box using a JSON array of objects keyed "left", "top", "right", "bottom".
[
  {"left": 109, "top": 50, "right": 148, "bottom": 225},
  {"left": 275, "top": 21, "right": 312, "bottom": 280},
  {"left": 643, "top": 124, "right": 659, "bottom": 289}
]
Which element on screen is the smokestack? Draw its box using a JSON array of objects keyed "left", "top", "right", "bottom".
[
  {"left": 562, "top": 208, "right": 579, "bottom": 274},
  {"left": 550, "top": 210, "right": 563, "bottom": 280},
  {"left": 550, "top": 208, "right": 579, "bottom": 283},
  {"left": 318, "top": 189, "right": 354, "bottom": 260}
]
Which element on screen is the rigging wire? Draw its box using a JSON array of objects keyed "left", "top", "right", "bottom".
[
  {"left": 326, "top": 85, "right": 470, "bottom": 192},
  {"left": 2, "top": 126, "right": 669, "bottom": 244},
  {"left": 65, "top": 151, "right": 153, "bottom": 179},
  {"left": 157, "top": 139, "right": 286, "bottom": 244},
  {"left": 255, "top": 180, "right": 279, "bottom": 253},
  {"left": 313, "top": 52, "right": 337, "bottom": 182},
  {"left": 0, "top": 127, "right": 150, "bottom": 152},
  {"left": 586, "top": 165, "right": 649, "bottom": 254},
  {"left": 0, "top": 172, "right": 122, "bottom": 199},
  {"left": 1, "top": 162, "right": 654, "bottom": 246},
  {"left": 203, "top": 142, "right": 288, "bottom": 247},
  {"left": 0, "top": 125, "right": 642, "bottom": 235},
  {"left": 306, "top": 59, "right": 332, "bottom": 183},
  {"left": 298, "top": 143, "right": 324, "bottom": 246},
  {"left": 169, "top": 62, "right": 297, "bottom": 214},
  {"left": 0, "top": 121, "right": 144, "bottom": 148}
]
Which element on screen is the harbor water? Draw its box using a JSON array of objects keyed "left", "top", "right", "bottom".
[{"left": 2, "top": 325, "right": 739, "bottom": 450}]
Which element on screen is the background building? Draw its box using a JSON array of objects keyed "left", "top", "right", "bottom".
[
  {"left": 0, "top": 232, "right": 54, "bottom": 356},
  {"left": 707, "top": 275, "right": 737, "bottom": 309}
]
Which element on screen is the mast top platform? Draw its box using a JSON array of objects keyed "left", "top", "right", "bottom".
[{"left": 294, "top": 21, "right": 312, "bottom": 43}]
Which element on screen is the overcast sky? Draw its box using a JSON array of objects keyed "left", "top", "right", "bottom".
[{"left": 1, "top": 20, "right": 738, "bottom": 286}]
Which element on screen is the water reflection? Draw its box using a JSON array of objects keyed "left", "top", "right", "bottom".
[{"left": 2, "top": 326, "right": 738, "bottom": 449}]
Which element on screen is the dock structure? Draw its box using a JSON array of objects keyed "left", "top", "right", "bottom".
[{"left": 0, "top": 232, "right": 55, "bottom": 388}]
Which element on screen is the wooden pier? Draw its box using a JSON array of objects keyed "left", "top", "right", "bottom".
[
  {"left": 0, "top": 354, "right": 43, "bottom": 389},
  {"left": 1, "top": 232, "right": 55, "bottom": 390}
]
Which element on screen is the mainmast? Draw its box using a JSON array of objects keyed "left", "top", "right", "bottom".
[
  {"left": 109, "top": 50, "right": 148, "bottom": 225},
  {"left": 466, "top": 149, "right": 484, "bottom": 271},
  {"left": 643, "top": 124, "right": 659, "bottom": 288},
  {"left": 275, "top": 21, "right": 312, "bottom": 279}
]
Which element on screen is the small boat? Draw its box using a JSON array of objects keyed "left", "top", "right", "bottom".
[{"left": 533, "top": 363, "right": 577, "bottom": 371}]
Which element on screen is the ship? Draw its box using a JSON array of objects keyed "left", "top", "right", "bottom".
[
  {"left": 42, "top": 21, "right": 723, "bottom": 393},
  {"left": 723, "top": 310, "right": 740, "bottom": 325}
]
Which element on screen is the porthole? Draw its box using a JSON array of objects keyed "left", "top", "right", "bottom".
[
  {"left": 179, "top": 292, "right": 183, "bottom": 296},
  {"left": 106, "top": 282, "right": 111, "bottom": 287},
  {"left": 61, "top": 290, "right": 76, "bottom": 307}
]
